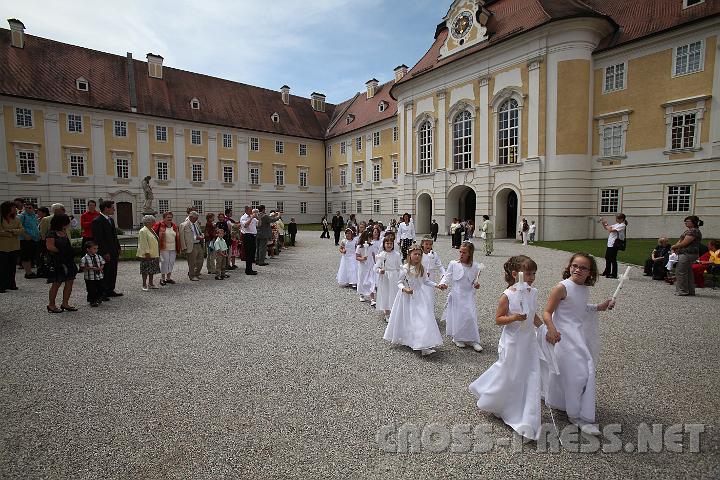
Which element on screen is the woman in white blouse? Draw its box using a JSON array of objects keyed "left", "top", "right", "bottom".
[{"left": 397, "top": 213, "right": 415, "bottom": 261}]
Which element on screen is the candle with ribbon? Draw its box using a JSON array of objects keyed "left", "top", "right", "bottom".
[
  {"left": 612, "top": 266, "right": 632, "bottom": 302},
  {"left": 516, "top": 271, "right": 527, "bottom": 329}
]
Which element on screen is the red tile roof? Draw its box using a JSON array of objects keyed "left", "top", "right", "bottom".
[
  {"left": 394, "top": 0, "right": 720, "bottom": 91},
  {"left": 0, "top": 30, "right": 336, "bottom": 140},
  {"left": 325, "top": 80, "right": 397, "bottom": 139}
]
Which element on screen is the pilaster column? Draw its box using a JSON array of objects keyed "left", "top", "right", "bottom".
[
  {"left": 436, "top": 89, "right": 446, "bottom": 170},
  {"left": 479, "top": 76, "right": 490, "bottom": 164},
  {"left": 528, "top": 57, "right": 542, "bottom": 159}
]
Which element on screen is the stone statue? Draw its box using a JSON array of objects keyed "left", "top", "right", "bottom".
[{"left": 141, "top": 176, "right": 155, "bottom": 214}]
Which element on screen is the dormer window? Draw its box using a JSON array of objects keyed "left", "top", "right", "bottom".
[
  {"left": 190, "top": 98, "right": 200, "bottom": 110},
  {"left": 378, "top": 101, "right": 388, "bottom": 112},
  {"left": 346, "top": 114, "right": 355, "bottom": 125},
  {"left": 271, "top": 113, "right": 280, "bottom": 123},
  {"left": 76, "top": 77, "right": 89, "bottom": 92},
  {"left": 683, "top": 0, "right": 704, "bottom": 8}
]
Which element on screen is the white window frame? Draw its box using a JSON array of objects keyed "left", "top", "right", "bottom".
[
  {"left": 276, "top": 201, "right": 284, "bottom": 213},
  {"left": 327, "top": 145, "right": 332, "bottom": 158},
  {"left": 251, "top": 201, "right": 260, "bottom": 210},
  {"left": 249, "top": 165, "right": 260, "bottom": 185},
  {"left": 418, "top": 120, "right": 433, "bottom": 174},
  {"left": 67, "top": 113, "right": 83, "bottom": 133},
  {"left": 340, "top": 167, "right": 347, "bottom": 186},
  {"left": 72, "top": 198, "right": 87, "bottom": 216},
  {"left": 599, "top": 188, "right": 621, "bottom": 214},
  {"left": 275, "top": 167, "right": 285, "bottom": 186},
  {"left": 300, "top": 201, "right": 307, "bottom": 214},
  {"left": 15, "top": 107, "right": 33, "bottom": 128},
  {"left": 683, "top": 0, "right": 704, "bottom": 7},
  {"left": 372, "top": 163, "right": 381, "bottom": 183},
  {"left": 223, "top": 164, "right": 234, "bottom": 184},
  {"left": 341, "top": 201, "right": 347, "bottom": 214},
  {"left": 69, "top": 153, "right": 86, "bottom": 177},
  {"left": 393, "top": 126, "right": 398, "bottom": 142},
  {"left": 392, "top": 158, "right": 399, "bottom": 180},
  {"left": 595, "top": 110, "right": 631, "bottom": 160},
  {"left": 452, "top": 110, "right": 473, "bottom": 170},
  {"left": 191, "top": 129, "right": 202, "bottom": 145},
  {"left": 673, "top": 40, "right": 704, "bottom": 77},
  {"left": 250, "top": 137, "right": 259, "bottom": 151},
  {"left": 76, "top": 77, "right": 89, "bottom": 92},
  {"left": 497, "top": 99, "right": 520, "bottom": 165},
  {"left": 326, "top": 169, "right": 332, "bottom": 188},
  {"left": 355, "top": 164, "right": 363, "bottom": 184},
  {"left": 299, "top": 169, "right": 308, "bottom": 188},
  {"left": 373, "top": 199, "right": 381, "bottom": 214},
  {"left": 222, "top": 133, "right": 233, "bottom": 149},
  {"left": 156, "top": 160, "right": 169, "bottom": 181},
  {"left": 356, "top": 136, "right": 362, "bottom": 151},
  {"left": 115, "top": 156, "right": 130, "bottom": 179},
  {"left": 224, "top": 200, "right": 233, "bottom": 213},
  {"left": 378, "top": 102, "right": 387, "bottom": 112},
  {"left": 373, "top": 131, "right": 381, "bottom": 147},
  {"left": 356, "top": 200, "right": 362, "bottom": 214},
  {"left": 158, "top": 199, "right": 170, "bottom": 214},
  {"left": 190, "top": 98, "right": 200, "bottom": 110},
  {"left": 327, "top": 202, "right": 332, "bottom": 214},
  {"left": 17, "top": 149, "right": 37, "bottom": 175},
  {"left": 275, "top": 140, "right": 284, "bottom": 154},
  {"left": 191, "top": 163, "right": 204, "bottom": 183},
  {"left": 662, "top": 98, "right": 707, "bottom": 154},
  {"left": 392, "top": 198, "right": 399, "bottom": 215},
  {"left": 113, "top": 120, "right": 127, "bottom": 138},
  {"left": 299, "top": 144, "right": 307, "bottom": 156},
  {"left": 271, "top": 113, "right": 280, "bottom": 123},
  {"left": 155, "top": 125, "right": 167, "bottom": 142},
  {"left": 340, "top": 141, "right": 347, "bottom": 154},
  {"left": 603, "top": 62, "right": 627, "bottom": 93},
  {"left": 192, "top": 200, "right": 204, "bottom": 214},
  {"left": 665, "top": 184, "right": 694, "bottom": 214}
]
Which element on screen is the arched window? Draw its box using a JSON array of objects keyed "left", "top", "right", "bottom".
[
  {"left": 452, "top": 110, "right": 472, "bottom": 170},
  {"left": 418, "top": 121, "right": 433, "bottom": 174},
  {"left": 498, "top": 99, "right": 519, "bottom": 164}
]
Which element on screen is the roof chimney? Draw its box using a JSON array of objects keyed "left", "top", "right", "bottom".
[
  {"left": 366, "top": 78, "right": 379, "bottom": 99},
  {"left": 8, "top": 19, "right": 25, "bottom": 49},
  {"left": 147, "top": 53, "right": 164, "bottom": 79},
  {"left": 281, "top": 85, "right": 290, "bottom": 105},
  {"left": 394, "top": 64, "right": 408, "bottom": 83},
  {"left": 311, "top": 92, "right": 326, "bottom": 112}
]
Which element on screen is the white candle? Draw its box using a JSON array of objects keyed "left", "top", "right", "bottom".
[
  {"left": 612, "top": 266, "right": 632, "bottom": 300},
  {"left": 474, "top": 263, "right": 485, "bottom": 284},
  {"left": 517, "top": 272, "right": 526, "bottom": 328}
]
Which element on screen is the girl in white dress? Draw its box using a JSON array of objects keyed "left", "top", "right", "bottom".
[
  {"left": 438, "top": 241, "right": 483, "bottom": 352},
  {"left": 383, "top": 243, "right": 447, "bottom": 356},
  {"left": 539, "top": 252, "right": 614, "bottom": 436},
  {"left": 367, "top": 227, "right": 383, "bottom": 306},
  {"left": 374, "top": 234, "right": 402, "bottom": 322},
  {"left": 356, "top": 231, "right": 375, "bottom": 302},
  {"left": 468, "top": 255, "right": 543, "bottom": 440},
  {"left": 336, "top": 228, "right": 358, "bottom": 288}
]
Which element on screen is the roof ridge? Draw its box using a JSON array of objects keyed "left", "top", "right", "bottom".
[{"left": 326, "top": 92, "right": 361, "bottom": 134}]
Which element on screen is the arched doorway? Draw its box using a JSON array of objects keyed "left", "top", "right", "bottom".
[
  {"left": 416, "top": 193, "right": 432, "bottom": 234},
  {"left": 495, "top": 188, "right": 519, "bottom": 239},
  {"left": 116, "top": 202, "right": 133, "bottom": 230},
  {"left": 447, "top": 185, "right": 477, "bottom": 230}
]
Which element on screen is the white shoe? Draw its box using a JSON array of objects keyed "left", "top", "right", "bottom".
[
  {"left": 142, "top": 286, "right": 149, "bottom": 292},
  {"left": 421, "top": 348, "right": 436, "bottom": 356},
  {"left": 453, "top": 341, "right": 467, "bottom": 348},
  {"left": 370, "top": 300, "right": 376, "bottom": 307},
  {"left": 472, "top": 342, "right": 483, "bottom": 352},
  {"left": 359, "top": 295, "right": 366, "bottom": 302},
  {"left": 384, "top": 315, "right": 389, "bottom": 323},
  {"left": 570, "top": 417, "right": 601, "bottom": 436},
  {"left": 149, "top": 285, "right": 159, "bottom": 289}
]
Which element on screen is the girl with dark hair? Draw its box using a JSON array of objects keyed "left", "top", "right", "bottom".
[
  {"left": 0, "top": 201, "right": 25, "bottom": 293},
  {"left": 45, "top": 213, "right": 78, "bottom": 312},
  {"left": 671, "top": 215, "right": 703, "bottom": 296},
  {"left": 600, "top": 213, "right": 627, "bottom": 278}
]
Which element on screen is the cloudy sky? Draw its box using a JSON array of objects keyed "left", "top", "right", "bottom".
[{"left": 8, "top": 0, "right": 448, "bottom": 104}]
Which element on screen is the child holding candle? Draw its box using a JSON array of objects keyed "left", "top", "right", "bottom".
[
  {"left": 367, "top": 227, "right": 383, "bottom": 306},
  {"left": 469, "top": 255, "right": 543, "bottom": 440},
  {"left": 383, "top": 243, "right": 447, "bottom": 356},
  {"left": 336, "top": 228, "right": 358, "bottom": 288},
  {"left": 374, "top": 234, "right": 402, "bottom": 321},
  {"left": 356, "top": 231, "right": 375, "bottom": 302},
  {"left": 421, "top": 235, "right": 446, "bottom": 313},
  {"left": 437, "top": 241, "right": 484, "bottom": 351},
  {"left": 539, "top": 252, "right": 614, "bottom": 436}
]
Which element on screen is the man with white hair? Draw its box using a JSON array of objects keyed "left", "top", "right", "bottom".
[
  {"left": 179, "top": 211, "right": 205, "bottom": 281},
  {"left": 39, "top": 203, "right": 65, "bottom": 239},
  {"left": 240, "top": 206, "right": 258, "bottom": 275}
]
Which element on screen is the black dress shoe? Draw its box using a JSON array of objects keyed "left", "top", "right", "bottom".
[
  {"left": 258, "top": 263, "right": 269, "bottom": 266},
  {"left": 100, "top": 296, "right": 110, "bottom": 302},
  {"left": 8, "top": 286, "right": 18, "bottom": 290},
  {"left": 246, "top": 271, "right": 258, "bottom": 275},
  {"left": 108, "top": 292, "right": 124, "bottom": 297}
]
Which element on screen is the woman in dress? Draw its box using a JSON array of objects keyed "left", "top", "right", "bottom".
[
  {"left": 374, "top": 233, "right": 402, "bottom": 322},
  {"left": 45, "top": 213, "right": 78, "bottom": 312},
  {"left": 670, "top": 215, "right": 703, "bottom": 296},
  {"left": 337, "top": 228, "right": 358, "bottom": 288},
  {"left": 0, "top": 201, "right": 25, "bottom": 293},
  {"left": 154, "top": 211, "right": 181, "bottom": 285},
  {"left": 137, "top": 215, "right": 160, "bottom": 291}
]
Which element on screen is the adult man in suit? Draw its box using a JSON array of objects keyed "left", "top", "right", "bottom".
[
  {"left": 240, "top": 206, "right": 258, "bottom": 275},
  {"left": 331, "top": 211, "right": 344, "bottom": 246},
  {"left": 91, "top": 200, "right": 122, "bottom": 298},
  {"left": 179, "top": 211, "right": 205, "bottom": 280},
  {"left": 430, "top": 219, "right": 439, "bottom": 242},
  {"left": 255, "top": 205, "right": 279, "bottom": 266}
]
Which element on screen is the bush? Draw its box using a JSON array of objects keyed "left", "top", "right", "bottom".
[{"left": 70, "top": 228, "right": 82, "bottom": 239}]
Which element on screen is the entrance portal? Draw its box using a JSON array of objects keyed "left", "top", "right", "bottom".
[
  {"left": 416, "top": 193, "right": 432, "bottom": 234},
  {"left": 494, "top": 188, "right": 519, "bottom": 239},
  {"left": 446, "top": 185, "right": 477, "bottom": 231}
]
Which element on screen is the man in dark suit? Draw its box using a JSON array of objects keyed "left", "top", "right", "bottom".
[
  {"left": 430, "top": 219, "right": 439, "bottom": 242},
  {"left": 91, "top": 200, "right": 122, "bottom": 298},
  {"left": 331, "top": 211, "right": 344, "bottom": 246}
]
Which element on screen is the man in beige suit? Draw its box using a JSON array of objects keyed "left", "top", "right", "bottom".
[{"left": 179, "top": 211, "right": 204, "bottom": 281}]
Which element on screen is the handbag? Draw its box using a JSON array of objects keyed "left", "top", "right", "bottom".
[
  {"left": 614, "top": 238, "right": 626, "bottom": 251},
  {"left": 480, "top": 231, "right": 487, "bottom": 239}
]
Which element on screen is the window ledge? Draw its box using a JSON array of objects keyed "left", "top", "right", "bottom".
[
  {"left": 491, "top": 162, "right": 522, "bottom": 171},
  {"left": 415, "top": 172, "right": 434, "bottom": 178},
  {"left": 664, "top": 147, "right": 701, "bottom": 155},
  {"left": 596, "top": 155, "right": 626, "bottom": 162},
  {"left": 340, "top": 184, "right": 348, "bottom": 189},
  {"left": 373, "top": 181, "right": 382, "bottom": 185},
  {"left": 68, "top": 175, "right": 89, "bottom": 181},
  {"left": 392, "top": 179, "right": 398, "bottom": 184},
  {"left": 222, "top": 182, "right": 234, "bottom": 187},
  {"left": 298, "top": 186, "right": 309, "bottom": 191},
  {"left": 155, "top": 179, "right": 171, "bottom": 186},
  {"left": 449, "top": 168, "right": 474, "bottom": 173},
  {"left": 250, "top": 183, "right": 260, "bottom": 189},
  {"left": 17, "top": 173, "right": 40, "bottom": 178},
  {"left": 191, "top": 181, "right": 205, "bottom": 187},
  {"left": 114, "top": 177, "right": 131, "bottom": 184},
  {"left": 275, "top": 185, "right": 285, "bottom": 190}
]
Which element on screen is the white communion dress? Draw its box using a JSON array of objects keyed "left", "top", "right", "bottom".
[
  {"left": 336, "top": 237, "right": 358, "bottom": 286},
  {"left": 367, "top": 239, "right": 382, "bottom": 288},
  {"left": 356, "top": 243, "right": 375, "bottom": 296},
  {"left": 422, "top": 251, "right": 446, "bottom": 310},
  {"left": 383, "top": 265, "right": 443, "bottom": 351},
  {"left": 374, "top": 250, "right": 403, "bottom": 311},
  {"left": 469, "top": 284, "right": 542, "bottom": 440},
  {"left": 537, "top": 278, "right": 600, "bottom": 424},
  {"left": 440, "top": 261, "right": 482, "bottom": 344}
]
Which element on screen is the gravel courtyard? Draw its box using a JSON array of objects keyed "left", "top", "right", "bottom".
[{"left": 1, "top": 231, "right": 718, "bottom": 479}]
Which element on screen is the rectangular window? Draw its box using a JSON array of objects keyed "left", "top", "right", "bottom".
[
  {"left": 372, "top": 163, "right": 381, "bottom": 182},
  {"left": 224, "top": 200, "right": 233, "bottom": 213},
  {"left": 18, "top": 151, "right": 37, "bottom": 175},
  {"left": 327, "top": 145, "right": 332, "bottom": 158},
  {"left": 72, "top": 198, "right": 87, "bottom": 216},
  {"left": 300, "top": 202, "right": 307, "bottom": 214},
  {"left": 115, "top": 157, "right": 129, "bottom": 178},
  {"left": 341, "top": 201, "right": 347, "bottom": 214},
  {"left": 158, "top": 199, "right": 170, "bottom": 214},
  {"left": 392, "top": 198, "right": 398, "bottom": 214},
  {"left": 15, "top": 107, "right": 33, "bottom": 128},
  {"left": 155, "top": 125, "right": 167, "bottom": 142},
  {"left": 156, "top": 161, "right": 168, "bottom": 181},
  {"left": 275, "top": 140, "right": 284, "bottom": 154},
  {"left": 393, "top": 159, "right": 399, "bottom": 180},
  {"left": 327, "top": 202, "right": 332, "bottom": 214},
  {"left": 299, "top": 144, "right": 307, "bottom": 156},
  {"left": 671, "top": 112, "right": 697, "bottom": 150},
  {"left": 356, "top": 200, "right": 362, "bottom": 214},
  {"left": 69, "top": 154, "right": 85, "bottom": 177},
  {"left": 600, "top": 189, "right": 620, "bottom": 214},
  {"left": 23, "top": 197, "right": 39, "bottom": 206},
  {"left": 223, "top": 165, "right": 234, "bottom": 183},
  {"left": 275, "top": 168, "right": 285, "bottom": 186},
  {"left": 603, "top": 63, "right": 626, "bottom": 92},
  {"left": 373, "top": 199, "right": 381, "bottom": 214},
  {"left": 191, "top": 129, "right": 202, "bottom": 145},
  {"left": 674, "top": 41, "right": 703, "bottom": 76},
  {"left": 191, "top": 163, "right": 203, "bottom": 182},
  {"left": 222, "top": 133, "right": 233, "bottom": 149},
  {"left": 340, "top": 141, "right": 346, "bottom": 154},
  {"left": 393, "top": 126, "right": 398, "bottom": 142},
  {"left": 250, "top": 137, "right": 259, "bottom": 151},
  {"left": 277, "top": 201, "right": 284, "bottom": 212},
  {"left": 326, "top": 170, "right": 332, "bottom": 188},
  {"left": 114, "top": 120, "right": 127, "bottom": 137},
  {"left": 602, "top": 124, "right": 624, "bottom": 157},
  {"left": 355, "top": 165, "right": 363, "bottom": 184},
  {"left": 373, "top": 131, "right": 380, "bottom": 147},
  {"left": 249, "top": 166, "right": 260, "bottom": 185},
  {"left": 193, "top": 200, "right": 204, "bottom": 214},
  {"left": 299, "top": 170, "right": 308, "bottom": 188},
  {"left": 251, "top": 201, "right": 260, "bottom": 210},
  {"left": 68, "top": 114, "right": 83, "bottom": 133},
  {"left": 667, "top": 185, "right": 692, "bottom": 213},
  {"left": 340, "top": 168, "right": 347, "bottom": 186},
  {"left": 356, "top": 136, "right": 362, "bottom": 151}
]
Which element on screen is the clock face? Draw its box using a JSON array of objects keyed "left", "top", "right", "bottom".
[{"left": 451, "top": 11, "right": 473, "bottom": 40}]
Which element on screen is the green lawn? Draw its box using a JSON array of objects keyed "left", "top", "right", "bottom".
[{"left": 533, "top": 238, "right": 664, "bottom": 266}]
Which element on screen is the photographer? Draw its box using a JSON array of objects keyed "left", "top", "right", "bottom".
[{"left": 600, "top": 213, "right": 627, "bottom": 279}]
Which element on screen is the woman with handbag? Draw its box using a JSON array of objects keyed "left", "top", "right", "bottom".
[{"left": 600, "top": 213, "right": 627, "bottom": 279}]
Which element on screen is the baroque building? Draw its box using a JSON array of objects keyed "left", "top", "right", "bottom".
[{"left": 1, "top": 0, "right": 719, "bottom": 240}]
